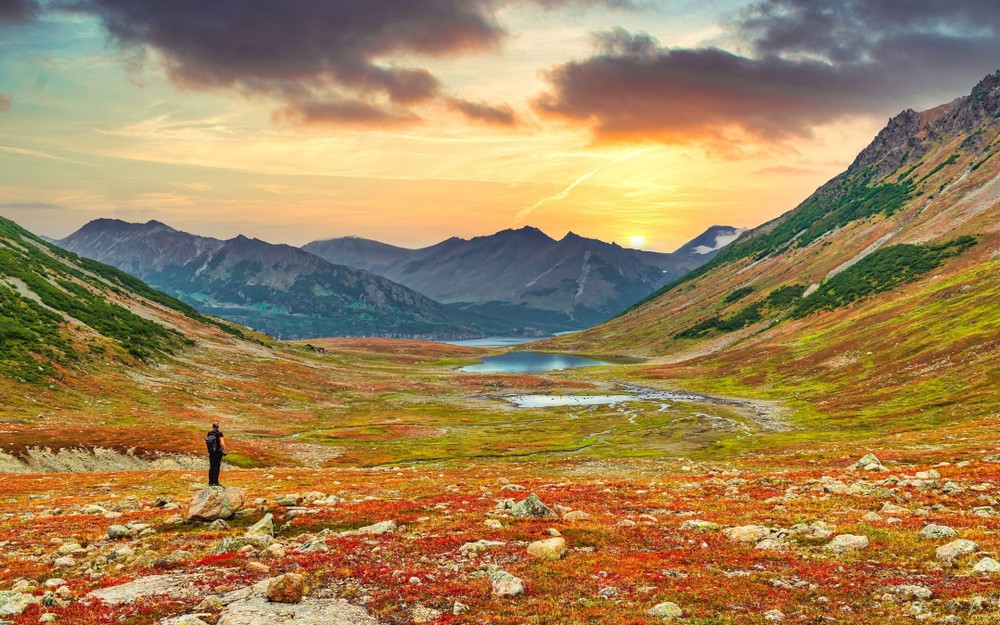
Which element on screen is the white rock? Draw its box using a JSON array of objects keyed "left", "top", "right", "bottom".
[{"left": 825, "top": 534, "right": 869, "bottom": 553}]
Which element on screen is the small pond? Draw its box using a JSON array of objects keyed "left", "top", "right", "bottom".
[{"left": 460, "top": 351, "right": 615, "bottom": 374}]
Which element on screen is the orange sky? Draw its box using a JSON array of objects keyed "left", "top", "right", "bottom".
[{"left": 0, "top": 1, "right": 995, "bottom": 251}]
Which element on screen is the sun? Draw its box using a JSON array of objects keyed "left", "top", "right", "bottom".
[{"left": 628, "top": 235, "right": 646, "bottom": 248}]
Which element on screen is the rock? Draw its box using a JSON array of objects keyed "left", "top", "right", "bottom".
[
  {"left": 460, "top": 540, "right": 505, "bottom": 554},
  {"left": 276, "top": 494, "right": 301, "bottom": 507},
  {"left": 488, "top": 567, "right": 526, "bottom": 597},
  {"left": 825, "top": 534, "right": 869, "bottom": 553},
  {"left": 161, "top": 616, "right": 211, "bottom": 625},
  {"left": 755, "top": 538, "right": 787, "bottom": 551},
  {"left": 889, "top": 584, "right": 933, "bottom": 601},
  {"left": 209, "top": 519, "right": 230, "bottom": 531},
  {"left": 919, "top": 524, "right": 957, "bottom": 540},
  {"left": 196, "top": 595, "right": 224, "bottom": 611},
  {"left": 509, "top": 494, "right": 558, "bottom": 519},
  {"left": 852, "top": 454, "right": 887, "bottom": 472},
  {"left": 216, "top": 534, "right": 273, "bottom": 554},
  {"left": 246, "top": 514, "right": 274, "bottom": 537},
  {"left": 527, "top": 537, "right": 567, "bottom": 560},
  {"left": 880, "top": 502, "right": 909, "bottom": 515},
  {"left": 53, "top": 556, "right": 75, "bottom": 569},
  {"left": 915, "top": 469, "right": 941, "bottom": 479},
  {"left": 860, "top": 512, "right": 883, "bottom": 523},
  {"left": 107, "top": 525, "right": 133, "bottom": 540},
  {"left": 789, "top": 520, "right": 836, "bottom": 541},
  {"left": 764, "top": 609, "right": 785, "bottom": 622},
  {"left": 724, "top": 525, "right": 770, "bottom": 543},
  {"left": 972, "top": 557, "right": 1000, "bottom": 574},
  {"left": 453, "top": 602, "right": 469, "bottom": 615},
  {"left": 0, "top": 591, "right": 37, "bottom": 616},
  {"left": 351, "top": 520, "right": 396, "bottom": 536},
  {"left": 680, "top": 520, "right": 720, "bottom": 533},
  {"left": 936, "top": 539, "right": 978, "bottom": 563},
  {"left": 87, "top": 574, "right": 203, "bottom": 604},
  {"left": 484, "top": 519, "right": 503, "bottom": 529},
  {"left": 247, "top": 562, "right": 270, "bottom": 574},
  {"left": 563, "top": 510, "right": 591, "bottom": 522},
  {"left": 218, "top": 596, "right": 380, "bottom": 624},
  {"left": 647, "top": 601, "right": 684, "bottom": 620},
  {"left": 266, "top": 574, "right": 304, "bottom": 603},
  {"left": 188, "top": 487, "right": 247, "bottom": 522}
]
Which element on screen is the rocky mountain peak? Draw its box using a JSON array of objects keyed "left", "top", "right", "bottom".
[{"left": 849, "top": 70, "right": 1000, "bottom": 181}]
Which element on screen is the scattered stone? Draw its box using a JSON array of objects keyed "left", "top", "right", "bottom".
[
  {"left": 919, "top": 524, "right": 957, "bottom": 540},
  {"left": 509, "top": 494, "right": 558, "bottom": 519},
  {"left": 563, "top": 510, "right": 590, "bottom": 522},
  {"left": 460, "top": 540, "right": 505, "bottom": 555},
  {"left": 852, "top": 454, "right": 887, "bottom": 472},
  {"left": 52, "top": 556, "right": 75, "bottom": 569},
  {"left": 825, "top": 534, "right": 869, "bottom": 553},
  {"left": 647, "top": 601, "right": 684, "bottom": 620},
  {"left": 680, "top": 520, "right": 719, "bottom": 533},
  {"left": 972, "top": 557, "right": 1000, "bottom": 575},
  {"left": 0, "top": 591, "right": 37, "bottom": 616},
  {"left": 484, "top": 519, "right": 503, "bottom": 529},
  {"left": 488, "top": 567, "right": 526, "bottom": 597},
  {"left": 915, "top": 469, "right": 941, "bottom": 480},
  {"left": 527, "top": 537, "right": 567, "bottom": 560},
  {"left": 107, "top": 525, "right": 133, "bottom": 540},
  {"left": 724, "top": 525, "right": 770, "bottom": 543},
  {"left": 218, "top": 596, "right": 380, "bottom": 624},
  {"left": 789, "top": 521, "right": 836, "bottom": 541},
  {"left": 86, "top": 574, "right": 203, "bottom": 604},
  {"left": 764, "top": 609, "right": 785, "bottom": 622},
  {"left": 755, "top": 538, "right": 787, "bottom": 551},
  {"left": 209, "top": 519, "right": 230, "bottom": 531},
  {"left": 453, "top": 602, "right": 469, "bottom": 615},
  {"left": 889, "top": 584, "right": 933, "bottom": 601},
  {"left": 247, "top": 562, "right": 270, "bottom": 574},
  {"left": 860, "top": 512, "right": 883, "bottom": 523},
  {"left": 187, "top": 487, "right": 247, "bottom": 522},
  {"left": 246, "top": 514, "right": 274, "bottom": 537},
  {"left": 266, "top": 574, "right": 304, "bottom": 604},
  {"left": 352, "top": 520, "right": 396, "bottom": 536},
  {"left": 936, "top": 539, "right": 978, "bottom": 563},
  {"left": 216, "top": 534, "right": 273, "bottom": 554},
  {"left": 196, "top": 595, "right": 224, "bottom": 611}
]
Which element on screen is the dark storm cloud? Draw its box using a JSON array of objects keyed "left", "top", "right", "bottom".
[
  {"left": 273, "top": 99, "right": 420, "bottom": 127},
  {"left": 59, "top": 0, "right": 628, "bottom": 128},
  {"left": 0, "top": 0, "right": 38, "bottom": 26},
  {"left": 447, "top": 98, "right": 518, "bottom": 126},
  {"left": 536, "top": 0, "right": 1000, "bottom": 146}
]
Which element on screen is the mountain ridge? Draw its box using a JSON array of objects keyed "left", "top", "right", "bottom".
[
  {"left": 56, "top": 220, "right": 497, "bottom": 340},
  {"left": 304, "top": 224, "right": 744, "bottom": 333}
]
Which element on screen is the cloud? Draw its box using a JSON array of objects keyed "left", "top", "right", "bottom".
[
  {"left": 0, "top": 201, "right": 64, "bottom": 210},
  {"left": 273, "top": 99, "right": 420, "bottom": 128},
  {"left": 535, "top": 1, "right": 1000, "bottom": 147},
  {"left": 0, "top": 0, "right": 38, "bottom": 26},
  {"left": 60, "top": 0, "right": 627, "bottom": 128},
  {"left": 0, "top": 94, "right": 10, "bottom": 112},
  {"left": 447, "top": 98, "right": 518, "bottom": 126}
]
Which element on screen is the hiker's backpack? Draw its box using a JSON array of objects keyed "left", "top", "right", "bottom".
[{"left": 206, "top": 430, "right": 222, "bottom": 454}]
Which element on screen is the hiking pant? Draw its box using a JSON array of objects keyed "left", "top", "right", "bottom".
[{"left": 208, "top": 453, "right": 223, "bottom": 485}]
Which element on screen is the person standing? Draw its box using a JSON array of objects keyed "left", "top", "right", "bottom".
[{"left": 205, "top": 422, "right": 226, "bottom": 486}]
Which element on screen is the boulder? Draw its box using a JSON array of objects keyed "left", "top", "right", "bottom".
[
  {"left": 852, "top": 454, "right": 887, "bottom": 472},
  {"left": 724, "top": 525, "right": 770, "bottom": 543},
  {"left": 218, "top": 596, "right": 380, "bottom": 624},
  {"left": 266, "top": 574, "right": 304, "bottom": 604},
  {"left": 509, "top": 494, "right": 558, "bottom": 519},
  {"left": 563, "top": 510, "right": 591, "bottom": 522},
  {"left": 488, "top": 567, "right": 526, "bottom": 597},
  {"left": 188, "top": 487, "right": 247, "bottom": 522},
  {"left": 919, "top": 524, "right": 957, "bottom": 540},
  {"left": 647, "top": 602, "right": 683, "bottom": 620},
  {"left": 680, "top": 520, "right": 720, "bottom": 533},
  {"left": 527, "top": 537, "right": 567, "bottom": 560},
  {"left": 246, "top": 514, "right": 274, "bottom": 537},
  {"left": 0, "top": 591, "right": 37, "bottom": 616},
  {"left": 350, "top": 520, "right": 396, "bottom": 536},
  {"left": 936, "top": 539, "right": 978, "bottom": 563},
  {"left": 972, "top": 557, "right": 1000, "bottom": 574},
  {"left": 825, "top": 534, "right": 869, "bottom": 553}
]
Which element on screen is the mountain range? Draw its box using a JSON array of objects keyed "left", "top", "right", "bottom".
[
  {"left": 56, "top": 220, "right": 493, "bottom": 340},
  {"left": 56, "top": 221, "right": 741, "bottom": 337},
  {"left": 303, "top": 225, "right": 744, "bottom": 332}
]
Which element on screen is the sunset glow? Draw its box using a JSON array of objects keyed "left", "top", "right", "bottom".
[{"left": 0, "top": 1, "right": 996, "bottom": 251}]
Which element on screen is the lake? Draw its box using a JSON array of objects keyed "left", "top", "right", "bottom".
[{"left": 460, "top": 351, "right": 615, "bottom": 374}]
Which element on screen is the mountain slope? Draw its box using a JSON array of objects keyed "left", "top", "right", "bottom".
[
  {"left": 304, "top": 225, "right": 737, "bottom": 332},
  {"left": 538, "top": 71, "right": 1000, "bottom": 436},
  {"left": 57, "top": 220, "right": 494, "bottom": 339}
]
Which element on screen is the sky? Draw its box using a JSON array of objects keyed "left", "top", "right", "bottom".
[{"left": 0, "top": 1, "right": 997, "bottom": 252}]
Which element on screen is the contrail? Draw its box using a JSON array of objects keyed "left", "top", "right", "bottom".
[{"left": 513, "top": 168, "right": 600, "bottom": 225}]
